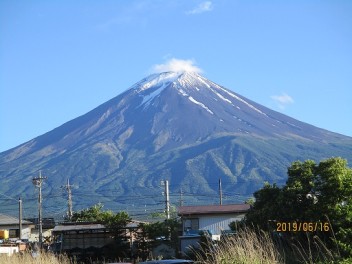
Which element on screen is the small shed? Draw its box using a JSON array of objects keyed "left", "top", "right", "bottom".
[
  {"left": 52, "top": 223, "right": 112, "bottom": 252},
  {"left": 51, "top": 220, "right": 142, "bottom": 260},
  {"left": 0, "top": 213, "right": 34, "bottom": 240}
]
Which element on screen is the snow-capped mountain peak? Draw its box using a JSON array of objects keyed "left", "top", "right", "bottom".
[
  {"left": 131, "top": 71, "right": 267, "bottom": 117},
  {"left": 130, "top": 71, "right": 208, "bottom": 93},
  {"left": 1, "top": 70, "right": 351, "bottom": 215},
  {"left": 132, "top": 72, "right": 182, "bottom": 92}
]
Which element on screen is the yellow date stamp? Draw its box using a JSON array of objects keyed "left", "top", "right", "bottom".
[{"left": 276, "top": 222, "right": 330, "bottom": 232}]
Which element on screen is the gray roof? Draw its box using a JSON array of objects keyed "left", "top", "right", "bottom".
[
  {"left": 0, "top": 213, "right": 33, "bottom": 226},
  {"left": 178, "top": 204, "right": 250, "bottom": 216},
  {"left": 53, "top": 220, "right": 145, "bottom": 232},
  {"left": 52, "top": 223, "right": 106, "bottom": 232},
  {"left": 126, "top": 220, "right": 147, "bottom": 229}
]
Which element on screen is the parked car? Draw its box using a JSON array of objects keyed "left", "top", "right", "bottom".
[
  {"left": 106, "top": 263, "right": 133, "bottom": 264},
  {"left": 138, "top": 260, "right": 194, "bottom": 264}
]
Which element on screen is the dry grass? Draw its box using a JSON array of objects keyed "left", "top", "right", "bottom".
[
  {"left": 194, "top": 228, "right": 283, "bottom": 264},
  {"left": 290, "top": 234, "right": 335, "bottom": 264},
  {"left": 0, "top": 250, "right": 75, "bottom": 264}
]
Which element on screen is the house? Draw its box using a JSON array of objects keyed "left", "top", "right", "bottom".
[
  {"left": 51, "top": 220, "right": 143, "bottom": 261},
  {"left": 0, "top": 213, "right": 34, "bottom": 240},
  {"left": 25, "top": 217, "right": 55, "bottom": 243},
  {"left": 52, "top": 222, "right": 112, "bottom": 252},
  {"left": 177, "top": 203, "right": 250, "bottom": 255},
  {"left": 178, "top": 204, "right": 250, "bottom": 238}
]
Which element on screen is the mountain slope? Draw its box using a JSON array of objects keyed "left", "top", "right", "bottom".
[{"left": 1, "top": 72, "right": 351, "bottom": 218}]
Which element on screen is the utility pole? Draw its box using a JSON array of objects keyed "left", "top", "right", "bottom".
[
  {"left": 18, "top": 197, "right": 22, "bottom": 240},
  {"left": 62, "top": 178, "right": 74, "bottom": 221},
  {"left": 161, "top": 180, "right": 170, "bottom": 219},
  {"left": 219, "top": 178, "right": 223, "bottom": 205},
  {"left": 179, "top": 188, "right": 184, "bottom": 207},
  {"left": 32, "top": 171, "right": 46, "bottom": 246},
  {"left": 165, "top": 180, "right": 170, "bottom": 219}
]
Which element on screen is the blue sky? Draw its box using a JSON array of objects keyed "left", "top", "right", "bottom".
[{"left": 1, "top": 0, "right": 351, "bottom": 152}]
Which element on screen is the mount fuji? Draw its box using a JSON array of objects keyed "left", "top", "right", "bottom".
[{"left": 1, "top": 71, "right": 351, "bottom": 218}]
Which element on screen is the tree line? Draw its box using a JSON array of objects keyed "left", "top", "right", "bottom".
[
  {"left": 238, "top": 157, "right": 352, "bottom": 262},
  {"left": 68, "top": 157, "right": 352, "bottom": 262}
]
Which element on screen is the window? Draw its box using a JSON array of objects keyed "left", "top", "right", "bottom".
[
  {"left": 184, "top": 218, "right": 199, "bottom": 232},
  {"left": 9, "top": 229, "right": 19, "bottom": 238}
]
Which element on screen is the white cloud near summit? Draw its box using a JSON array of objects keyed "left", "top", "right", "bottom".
[
  {"left": 152, "top": 58, "right": 203, "bottom": 73},
  {"left": 271, "top": 93, "right": 294, "bottom": 109},
  {"left": 186, "top": 1, "right": 213, "bottom": 15}
]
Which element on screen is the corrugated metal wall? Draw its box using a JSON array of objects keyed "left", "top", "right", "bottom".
[{"left": 198, "top": 214, "right": 245, "bottom": 235}]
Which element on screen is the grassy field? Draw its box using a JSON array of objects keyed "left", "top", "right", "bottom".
[
  {"left": 1, "top": 230, "right": 350, "bottom": 264},
  {"left": 193, "top": 227, "right": 352, "bottom": 264},
  {"left": 0, "top": 251, "right": 74, "bottom": 264},
  {"left": 194, "top": 228, "right": 283, "bottom": 264}
]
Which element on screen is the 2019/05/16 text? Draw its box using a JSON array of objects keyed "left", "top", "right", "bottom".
[{"left": 276, "top": 222, "right": 330, "bottom": 232}]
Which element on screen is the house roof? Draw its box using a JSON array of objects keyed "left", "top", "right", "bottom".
[
  {"left": 0, "top": 213, "right": 33, "bottom": 226},
  {"left": 52, "top": 223, "right": 106, "bottom": 232},
  {"left": 178, "top": 204, "right": 250, "bottom": 216},
  {"left": 126, "top": 220, "right": 147, "bottom": 229},
  {"left": 52, "top": 220, "right": 144, "bottom": 232},
  {"left": 24, "top": 218, "right": 55, "bottom": 229}
]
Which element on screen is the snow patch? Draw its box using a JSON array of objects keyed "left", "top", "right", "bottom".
[
  {"left": 140, "top": 72, "right": 181, "bottom": 91},
  {"left": 134, "top": 72, "right": 182, "bottom": 108},
  {"left": 140, "top": 83, "right": 166, "bottom": 106},
  {"left": 188, "top": 96, "right": 214, "bottom": 114},
  {"left": 286, "top": 122, "right": 300, "bottom": 129},
  {"left": 131, "top": 72, "right": 181, "bottom": 92},
  {"left": 217, "top": 87, "right": 267, "bottom": 116},
  {"left": 213, "top": 90, "right": 232, "bottom": 104},
  {"left": 196, "top": 76, "right": 211, "bottom": 88},
  {"left": 178, "top": 88, "right": 189, "bottom": 97}
]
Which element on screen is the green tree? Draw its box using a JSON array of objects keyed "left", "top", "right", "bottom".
[
  {"left": 71, "top": 203, "right": 130, "bottom": 227},
  {"left": 135, "top": 218, "right": 181, "bottom": 259},
  {"left": 71, "top": 203, "right": 131, "bottom": 259},
  {"left": 244, "top": 157, "right": 352, "bottom": 258},
  {"left": 244, "top": 182, "right": 283, "bottom": 230}
]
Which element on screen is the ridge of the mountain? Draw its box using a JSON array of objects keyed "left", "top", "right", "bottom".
[{"left": 0, "top": 72, "right": 351, "bottom": 219}]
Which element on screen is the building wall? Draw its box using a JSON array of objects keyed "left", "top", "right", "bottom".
[
  {"left": 198, "top": 214, "right": 245, "bottom": 235},
  {"left": 0, "top": 245, "right": 19, "bottom": 256},
  {"left": 30, "top": 229, "right": 52, "bottom": 242},
  {"left": 53, "top": 230, "right": 113, "bottom": 250},
  {"left": 179, "top": 236, "right": 201, "bottom": 257},
  {"left": 20, "top": 227, "right": 31, "bottom": 240},
  {"left": 0, "top": 225, "right": 32, "bottom": 240},
  {"left": 182, "top": 213, "right": 245, "bottom": 236}
]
